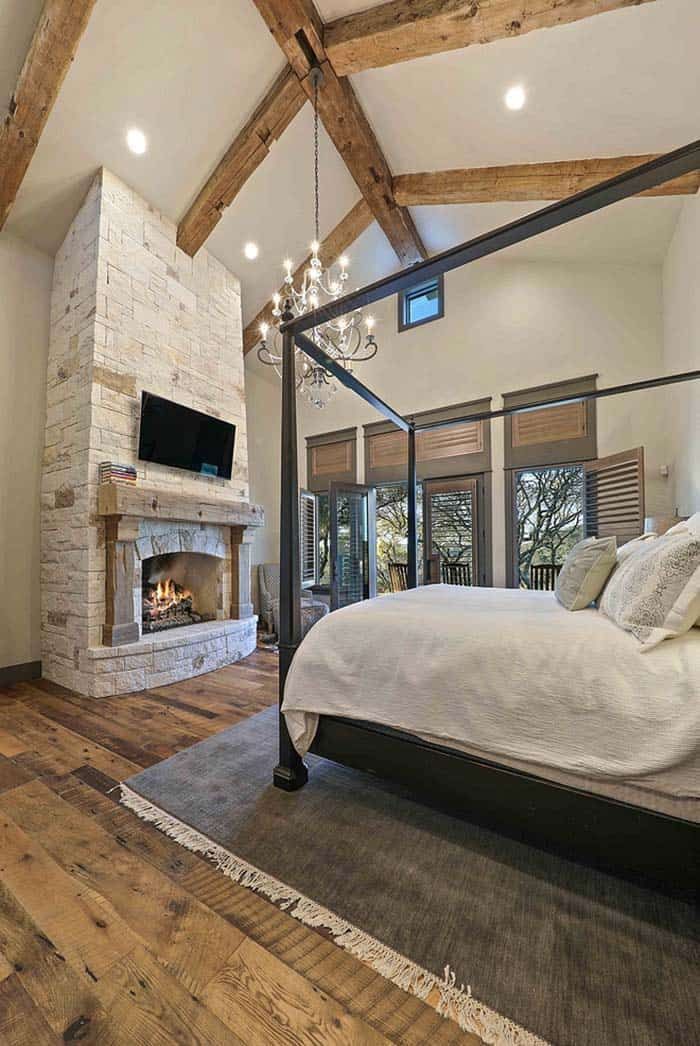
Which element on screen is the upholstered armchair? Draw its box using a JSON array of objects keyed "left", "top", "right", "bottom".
[
  {"left": 258, "top": 563, "right": 280, "bottom": 633},
  {"left": 258, "top": 563, "right": 328, "bottom": 638}
]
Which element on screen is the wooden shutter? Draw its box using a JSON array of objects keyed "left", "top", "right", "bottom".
[
  {"left": 512, "top": 401, "right": 587, "bottom": 448},
  {"left": 365, "top": 399, "right": 491, "bottom": 484},
  {"left": 306, "top": 428, "right": 357, "bottom": 492},
  {"left": 418, "top": 421, "right": 483, "bottom": 462},
  {"left": 504, "top": 375, "right": 597, "bottom": 468},
  {"left": 367, "top": 429, "right": 407, "bottom": 476},
  {"left": 300, "top": 490, "right": 317, "bottom": 588},
  {"left": 584, "top": 447, "right": 645, "bottom": 544}
]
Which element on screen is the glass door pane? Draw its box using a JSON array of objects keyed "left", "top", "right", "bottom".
[
  {"left": 424, "top": 477, "right": 478, "bottom": 586},
  {"left": 513, "top": 465, "right": 583, "bottom": 588},
  {"left": 330, "top": 482, "right": 377, "bottom": 610},
  {"left": 375, "top": 482, "right": 424, "bottom": 593}
]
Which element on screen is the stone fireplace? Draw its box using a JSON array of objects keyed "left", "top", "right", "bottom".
[{"left": 41, "top": 169, "right": 263, "bottom": 696}]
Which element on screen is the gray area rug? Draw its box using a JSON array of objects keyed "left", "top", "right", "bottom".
[{"left": 122, "top": 706, "right": 699, "bottom": 1046}]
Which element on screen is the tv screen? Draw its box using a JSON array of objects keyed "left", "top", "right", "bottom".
[{"left": 138, "top": 392, "right": 235, "bottom": 480}]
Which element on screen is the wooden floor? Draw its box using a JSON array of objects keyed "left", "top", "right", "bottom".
[{"left": 0, "top": 647, "right": 478, "bottom": 1045}]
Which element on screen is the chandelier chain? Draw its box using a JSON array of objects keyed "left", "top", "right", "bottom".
[
  {"left": 313, "top": 74, "right": 320, "bottom": 247},
  {"left": 256, "top": 66, "right": 378, "bottom": 408}
]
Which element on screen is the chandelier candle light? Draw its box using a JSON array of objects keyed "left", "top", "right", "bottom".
[{"left": 257, "top": 67, "right": 378, "bottom": 408}]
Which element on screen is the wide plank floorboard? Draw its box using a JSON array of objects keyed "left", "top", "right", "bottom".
[{"left": 0, "top": 647, "right": 478, "bottom": 1044}]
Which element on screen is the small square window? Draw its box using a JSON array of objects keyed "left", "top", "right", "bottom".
[{"left": 398, "top": 275, "right": 444, "bottom": 332}]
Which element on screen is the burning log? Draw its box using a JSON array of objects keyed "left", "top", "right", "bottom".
[{"left": 142, "top": 576, "right": 203, "bottom": 633}]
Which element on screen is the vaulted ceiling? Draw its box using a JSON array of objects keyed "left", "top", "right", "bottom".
[{"left": 1, "top": 0, "right": 698, "bottom": 338}]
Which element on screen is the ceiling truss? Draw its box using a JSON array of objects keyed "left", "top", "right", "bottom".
[
  {"left": 0, "top": 0, "right": 682, "bottom": 353},
  {"left": 323, "top": 0, "right": 658, "bottom": 76}
]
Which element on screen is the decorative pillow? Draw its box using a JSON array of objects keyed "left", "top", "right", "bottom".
[
  {"left": 616, "top": 532, "right": 657, "bottom": 565},
  {"left": 687, "top": 511, "right": 700, "bottom": 538},
  {"left": 555, "top": 536, "right": 617, "bottom": 611},
  {"left": 599, "top": 532, "right": 700, "bottom": 649},
  {"left": 664, "top": 513, "right": 700, "bottom": 538}
]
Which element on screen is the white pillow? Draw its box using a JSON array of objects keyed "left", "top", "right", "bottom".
[
  {"left": 599, "top": 531, "right": 700, "bottom": 649},
  {"left": 665, "top": 512, "right": 700, "bottom": 538},
  {"left": 555, "top": 536, "right": 617, "bottom": 611},
  {"left": 659, "top": 519, "right": 700, "bottom": 627},
  {"left": 687, "top": 511, "right": 700, "bottom": 538},
  {"left": 616, "top": 532, "right": 657, "bottom": 565}
]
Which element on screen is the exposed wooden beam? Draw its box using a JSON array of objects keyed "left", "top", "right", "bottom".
[
  {"left": 177, "top": 67, "right": 306, "bottom": 256},
  {"left": 0, "top": 0, "right": 97, "bottom": 231},
  {"left": 243, "top": 198, "right": 373, "bottom": 355},
  {"left": 251, "top": 0, "right": 427, "bottom": 266},
  {"left": 324, "top": 0, "right": 658, "bottom": 76},
  {"left": 393, "top": 155, "right": 700, "bottom": 206}
]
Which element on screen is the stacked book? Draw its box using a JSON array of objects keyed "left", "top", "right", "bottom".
[{"left": 98, "top": 461, "right": 137, "bottom": 485}]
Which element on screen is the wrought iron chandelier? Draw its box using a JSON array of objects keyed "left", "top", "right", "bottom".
[{"left": 257, "top": 67, "right": 378, "bottom": 409}]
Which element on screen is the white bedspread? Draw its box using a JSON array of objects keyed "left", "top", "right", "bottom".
[{"left": 282, "top": 585, "right": 700, "bottom": 796}]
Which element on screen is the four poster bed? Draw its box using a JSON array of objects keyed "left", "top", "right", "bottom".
[{"left": 272, "top": 142, "right": 700, "bottom": 898}]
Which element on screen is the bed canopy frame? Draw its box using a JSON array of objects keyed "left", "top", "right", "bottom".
[{"left": 273, "top": 141, "right": 700, "bottom": 897}]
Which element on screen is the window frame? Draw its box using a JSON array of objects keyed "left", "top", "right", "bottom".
[
  {"left": 423, "top": 471, "right": 492, "bottom": 587},
  {"left": 397, "top": 274, "right": 445, "bottom": 332}
]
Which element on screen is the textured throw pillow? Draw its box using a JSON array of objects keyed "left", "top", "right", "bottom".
[
  {"left": 555, "top": 536, "right": 617, "bottom": 611},
  {"left": 599, "top": 531, "right": 700, "bottom": 649},
  {"left": 616, "top": 532, "right": 657, "bottom": 565},
  {"left": 687, "top": 511, "right": 700, "bottom": 538}
]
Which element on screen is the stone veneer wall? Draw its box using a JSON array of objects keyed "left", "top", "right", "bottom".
[{"left": 42, "top": 169, "right": 250, "bottom": 694}]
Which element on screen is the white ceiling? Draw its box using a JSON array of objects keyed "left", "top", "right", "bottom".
[
  {"left": 1, "top": 0, "right": 697, "bottom": 327},
  {"left": 412, "top": 197, "right": 685, "bottom": 265}
]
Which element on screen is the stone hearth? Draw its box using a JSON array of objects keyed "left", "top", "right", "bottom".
[
  {"left": 41, "top": 169, "right": 262, "bottom": 696},
  {"left": 89, "top": 482, "right": 262, "bottom": 695}
]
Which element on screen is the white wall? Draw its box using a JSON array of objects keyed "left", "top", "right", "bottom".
[
  {"left": 246, "top": 360, "right": 282, "bottom": 609},
  {"left": 0, "top": 234, "right": 53, "bottom": 669},
  {"left": 245, "top": 257, "right": 669, "bottom": 586},
  {"left": 662, "top": 195, "right": 700, "bottom": 515}
]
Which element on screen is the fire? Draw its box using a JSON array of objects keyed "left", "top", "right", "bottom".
[
  {"left": 149, "top": 578, "right": 191, "bottom": 611},
  {"left": 142, "top": 566, "right": 204, "bottom": 634}
]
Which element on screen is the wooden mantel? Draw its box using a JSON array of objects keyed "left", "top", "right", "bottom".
[{"left": 97, "top": 482, "right": 264, "bottom": 528}]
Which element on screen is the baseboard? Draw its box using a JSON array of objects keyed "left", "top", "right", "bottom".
[{"left": 0, "top": 661, "right": 42, "bottom": 687}]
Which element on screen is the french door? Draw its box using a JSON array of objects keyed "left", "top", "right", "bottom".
[
  {"left": 423, "top": 476, "right": 480, "bottom": 586},
  {"left": 329, "top": 482, "right": 377, "bottom": 610}
]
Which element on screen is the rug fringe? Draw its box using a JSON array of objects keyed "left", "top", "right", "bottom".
[{"left": 119, "top": 783, "right": 549, "bottom": 1046}]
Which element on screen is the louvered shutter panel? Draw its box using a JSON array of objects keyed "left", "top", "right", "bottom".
[
  {"left": 306, "top": 428, "right": 357, "bottom": 492},
  {"left": 365, "top": 402, "right": 490, "bottom": 485},
  {"left": 367, "top": 429, "right": 407, "bottom": 473},
  {"left": 512, "top": 401, "right": 587, "bottom": 448},
  {"left": 584, "top": 448, "right": 645, "bottom": 544},
  {"left": 310, "top": 440, "right": 353, "bottom": 480},
  {"left": 504, "top": 376, "right": 597, "bottom": 468},
  {"left": 417, "top": 420, "right": 483, "bottom": 461},
  {"left": 300, "top": 490, "right": 317, "bottom": 588}
]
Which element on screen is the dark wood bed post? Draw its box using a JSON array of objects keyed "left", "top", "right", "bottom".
[
  {"left": 407, "top": 424, "right": 418, "bottom": 588},
  {"left": 273, "top": 319, "right": 308, "bottom": 791}
]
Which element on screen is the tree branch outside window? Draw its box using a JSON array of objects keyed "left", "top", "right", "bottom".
[{"left": 515, "top": 466, "right": 583, "bottom": 587}]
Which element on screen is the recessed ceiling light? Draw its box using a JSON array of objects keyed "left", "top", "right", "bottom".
[
  {"left": 244, "top": 242, "right": 259, "bottom": 260},
  {"left": 504, "top": 85, "right": 526, "bottom": 111},
  {"left": 126, "top": 127, "right": 147, "bottom": 155}
]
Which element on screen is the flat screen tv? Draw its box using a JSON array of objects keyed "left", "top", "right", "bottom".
[{"left": 138, "top": 391, "right": 235, "bottom": 480}]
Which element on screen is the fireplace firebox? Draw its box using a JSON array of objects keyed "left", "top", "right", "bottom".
[{"left": 141, "top": 552, "right": 218, "bottom": 634}]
